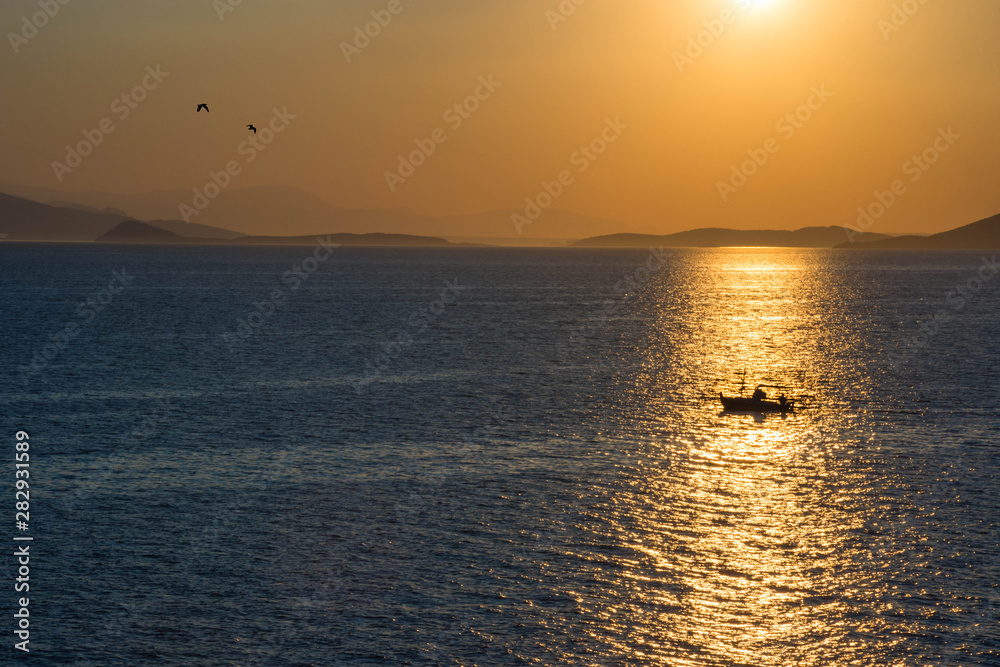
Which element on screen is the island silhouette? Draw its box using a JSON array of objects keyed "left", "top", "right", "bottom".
[{"left": 3, "top": 188, "right": 999, "bottom": 249}]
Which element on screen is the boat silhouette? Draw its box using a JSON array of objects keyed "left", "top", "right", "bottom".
[
  {"left": 719, "top": 391, "right": 794, "bottom": 413},
  {"left": 719, "top": 372, "right": 795, "bottom": 413}
]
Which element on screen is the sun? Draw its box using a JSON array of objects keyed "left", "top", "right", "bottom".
[{"left": 740, "top": 0, "right": 780, "bottom": 8}]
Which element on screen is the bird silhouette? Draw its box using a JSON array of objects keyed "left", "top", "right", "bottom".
[
  {"left": 247, "top": 124, "right": 257, "bottom": 134},
  {"left": 196, "top": 104, "right": 209, "bottom": 113}
]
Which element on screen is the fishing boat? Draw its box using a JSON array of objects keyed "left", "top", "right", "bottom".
[
  {"left": 719, "top": 372, "right": 796, "bottom": 413},
  {"left": 719, "top": 392, "right": 794, "bottom": 413}
]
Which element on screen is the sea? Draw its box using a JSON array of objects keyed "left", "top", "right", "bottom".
[{"left": 1, "top": 244, "right": 998, "bottom": 666}]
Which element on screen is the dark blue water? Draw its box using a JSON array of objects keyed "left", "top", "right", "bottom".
[{"left": 1, "top": 244, "right": 998, "bottom": 665}]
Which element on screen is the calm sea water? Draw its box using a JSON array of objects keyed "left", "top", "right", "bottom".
[{"left": 1, "top": 244, "right": 998, "bottom": 666}]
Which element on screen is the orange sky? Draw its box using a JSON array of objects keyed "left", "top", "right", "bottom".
[{"left": 2, "top": 0, "right": 999, "bottom": 235}]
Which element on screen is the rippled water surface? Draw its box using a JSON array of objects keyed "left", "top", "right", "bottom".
[{"left": 1, "top": 245, "right": 998, "bottom": 665}]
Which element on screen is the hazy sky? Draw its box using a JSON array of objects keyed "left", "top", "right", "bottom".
[{"left": 2, "top": 0, "right": 999, "bottom": 234}]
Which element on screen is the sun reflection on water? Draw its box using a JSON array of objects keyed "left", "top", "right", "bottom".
[{"left": 587, "top": 249, "right": 906, "bottom": 665}]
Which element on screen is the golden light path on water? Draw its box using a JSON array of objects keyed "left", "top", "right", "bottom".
[{"left": 573, "top": 250, "right": 913, "bottom": 666}]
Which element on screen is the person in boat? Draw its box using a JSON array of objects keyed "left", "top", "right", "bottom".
[{"left": 751, "top": 387, "right": 767, "bottom": 401}]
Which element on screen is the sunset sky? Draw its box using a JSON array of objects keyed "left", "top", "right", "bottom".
[{"left": 2, "top": 0, "right": 999, "bottom": 235}]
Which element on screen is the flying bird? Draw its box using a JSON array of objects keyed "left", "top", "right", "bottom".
[
  {"left": 247, "top": 124, "right": 257, "bottom": 134},
  {"left": 196, "top": 104, "right": 209, "bottom": 113}
]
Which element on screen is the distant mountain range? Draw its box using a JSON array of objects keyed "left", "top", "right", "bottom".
[
  {"left": 96, "top": 220, "right": 453, "bottom": 246},
  {"left": 0, "top": 183, "right": 626, "bottom": 240},
  {"left": 575, "top": 226, "right": 892, "bottom": 248},
  {"left": 576, "top": 216, "right": 1000, "bottom": 249},
  {"left": 834, "top": 213, "right": 1000, "bottom": 249},
  {"left": 96, "top": 220, "right": 190, "bottom": 244},
  {"left": 4, "top": 184, "right": 1000, "bottom": 249},
  {"left": 0, "top": 192, "right": 240, "bottom": 242}
]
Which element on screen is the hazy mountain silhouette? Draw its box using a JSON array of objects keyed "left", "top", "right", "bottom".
[
  {"left": 1, "top": 182, "right": 220, "bottom": 226},
  {"left": 0, "top": 192, "right": 243, "bottom": 242},
  {"left": 94, "top": 220, "right": 454, "bottom": 246},
  {"left": 0, "top": 183, "right": 626, "bottom": 239},
  {"left": 95, "top": 220, "right": 191, "bottom": 243},
  {"left": 11, "top": 183, "right": 997, "bottom": 248},
  {"left": 232, "top": 233, "right": 452, "bottom": 246},
  {"left": 49, "top": 201, "right": 131, "bottom": 218},
  {"left": 576, "top": 226, "right": 893, "bottom": 248},
  {"left": 0, "top": 192, "right": 128, "bottom": 242},
  {"left": 836, "top": 214, "right": 1000, "bottom": 249}
]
